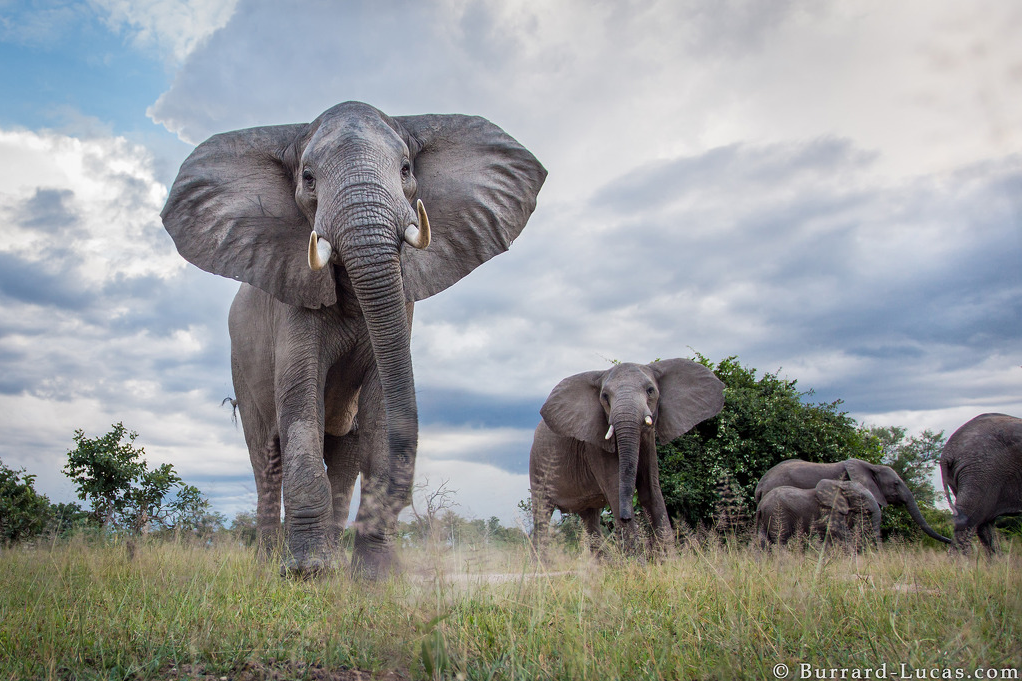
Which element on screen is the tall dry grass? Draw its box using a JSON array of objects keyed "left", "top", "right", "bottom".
[{"left": 1, "top": 534, "right": 1019, "bottom": 680}]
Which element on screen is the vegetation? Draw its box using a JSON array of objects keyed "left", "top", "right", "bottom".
[
  {"left": 0, "top": 459, "right": 53, "bottom": 543},
  {"left": 64, "top": 422, "right": 224, "bottom": 534},
  {"left": 1, "top": 424, "right": 221, "bottom": 547},
  {"left": 0, "top": 537, "right": 1018, "bottom": 680},
  {"left": 657, "top": 355, "right": 951, "bottom": 542},
  {"left": 859, "top": 426, "right": 949, "bottom": 541}
]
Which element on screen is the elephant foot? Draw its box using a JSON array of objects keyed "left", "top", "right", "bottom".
[
  {"left": 280, "top": 553, "right": 330, "bottom": 580},
  {"left": 350, "top": 532, "right": 399, "bottom": 581},
  {"left": 279, "top": 521, "right": 335, "bottom": 579}
]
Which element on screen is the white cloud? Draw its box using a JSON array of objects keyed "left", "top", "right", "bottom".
[
  {"left": 0, "top": 125, "right": 243, "bottom": 514},
  {"left": 90, "top": 0, "right": 239, "bottom": 63},
  {"left": 0, "top": 128, "right": 183, "bottom": 286},
  {"left": 412, "top": 458, "right": 532, "bottom": 527},
  {"left": 150, "top": 0, "right": 1021, "bottom": 193}
]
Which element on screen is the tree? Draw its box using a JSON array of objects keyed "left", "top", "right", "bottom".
[
  {"left": 860, "top": 425, "right": 947, "bottom": 540},
  {"left": 49, "top": 501, "right": 91, "bottom": 537},
  {"left": 0, "top": 458, "right": 52, "bottom": 543},
  {"left": 166, "top": 484, "right": 226, "bottom": 534},
  {"left": 64, "top": 423, "right": 146, "bottom": 529},
  {"left": 230, "top": 510, "right": 259, "bottom": 545},
  {"left": 658, "top": 355, "right": 874, "bottom": 530},
  {"left": 63, "top": 423, "right": 214, "bottom": 534},
  {"left": 409, "top": 478, "right": 459, "bottom": 544}
]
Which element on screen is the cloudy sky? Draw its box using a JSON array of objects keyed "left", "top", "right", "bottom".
[{"left": 1, "top": 0, "right": 1019, "bottom": 526}]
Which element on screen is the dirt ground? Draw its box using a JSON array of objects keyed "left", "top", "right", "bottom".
[{"left": 163, "top": 661, "right": 408, "bottom": 680}]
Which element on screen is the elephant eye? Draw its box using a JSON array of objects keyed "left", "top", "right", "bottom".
[
  {"left": 302, "top": 169, "right": 315, "bottom": 190},
  {"left": 601, "top": 392, "right": 609, "bottom": 404},
  {"left": 400, "top": 160, "right": 411, "bottom": 180},
  {"left": 646, "top": 386, "right": 656, "bottom": 396}
]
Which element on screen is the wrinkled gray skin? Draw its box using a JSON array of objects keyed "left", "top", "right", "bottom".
[
  {"left": 755, "top": 479, "right": 882, "bottom": 548},
  {"left": 754, "top": 457, "right": 951, "bottom": 545},
  {"left": 530, "top": 359, "right": 725, "bottom": 552},
  {"left": 940, "top": 413, "right": 1022, "bottom": 554},
  {"left": 161, "top": 102, "right": 545, "bottom": 578}
]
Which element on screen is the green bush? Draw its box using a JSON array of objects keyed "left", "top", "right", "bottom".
[
  {"left": 658, "top": 355, "right": 873, "bottom": 529},
  {"left": 0, "top": 458, "right": 53, "bottom": 543}
]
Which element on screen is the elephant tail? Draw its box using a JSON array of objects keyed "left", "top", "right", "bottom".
[
  {"left": 942, "top": 476, "right": 958, "bottom": 518},
  {"left": 222, "top": 396, "right": 239, "bottom": 427},
  {"left": 940, "top": 460, "right": 957, "bottom": 517}
]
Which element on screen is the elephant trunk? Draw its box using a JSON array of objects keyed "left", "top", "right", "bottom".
[
  {"left": 322, "top": 179, "right": 419, "bottom": 554},
  {"left": 868, "top": 495, "right": 882, "bottom": 544},
  {"left": 611, "top": 414, "right": 643, "bottom": 524},
  {"left": 898, "top": 481, "right": 952, "bottom": 544}
]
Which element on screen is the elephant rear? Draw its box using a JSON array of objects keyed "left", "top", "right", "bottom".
[{"left": 940, "top": 413, "right": 1022, "bottom": 553}]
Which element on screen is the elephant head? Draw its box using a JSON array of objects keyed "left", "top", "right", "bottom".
[
  {"left": 841, "top": 459, "right": 948, "bottom": 544},
  {"left": 161, "top": 102, "right": 546, "bottom": 542},
  {"left": 539, "top": 359, "right": 724, "bottom": 523}
]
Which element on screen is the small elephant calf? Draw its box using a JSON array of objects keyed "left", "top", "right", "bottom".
[
  {"left": 755, "top": 479, "right": 881, "bottom": 549},
  {"left": 529, "top": 358, "right": 724, "bottom": 552}
]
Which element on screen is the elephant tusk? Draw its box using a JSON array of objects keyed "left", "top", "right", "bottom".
[
  {"left": 645, "top": 415, "right": 653, "bottom": 426},
  {"left": 308, "top": 231, "right": 333, "bottom": 271},
  {"left": 403, "top": 199, "right": 431, "bottom": 250},
  {"left": 605, "top": 424, "right": 615, "bottom": 440}
]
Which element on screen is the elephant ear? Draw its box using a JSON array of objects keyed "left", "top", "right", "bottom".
[
  {"left": 395, "top": 114, "right": 547, "bottom": 301},
  {"left": 816, "top": 480, "right": 850, "bottom": 515},
  {"left": 843, "top": 481, "right": 878, "bottom": 510},
  {"left": 539, "top": 370, "right": 614, "bottom": 452},
  {"left": 647, "top": 358, "right": 726, "bottom": 442},
  {"left": 161, "top": 124, "right": 337, "bottom": 309},
  {"left": 842, "top": 460, "right": 887, "bottom": 507}
]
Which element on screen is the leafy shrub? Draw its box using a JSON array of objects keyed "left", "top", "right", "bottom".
[{"left": 0, "top": 459, "right": 52, "bottom": 543}]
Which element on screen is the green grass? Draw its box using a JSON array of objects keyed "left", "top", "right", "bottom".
[{"left": 1, "top": 535, "right": 1019, "bottom": 680}]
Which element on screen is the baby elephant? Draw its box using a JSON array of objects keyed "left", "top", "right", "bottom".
[
  {"left": 755, "top": 479, "right": 881, "bottom": 549},
  {"left": 530, "top": 358, "right": 725, "bottom": 552}
]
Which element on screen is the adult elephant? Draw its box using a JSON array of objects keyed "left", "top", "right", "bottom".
[
  {"left": 940, "top": 413, "right": 1022, "bottom": 554},
  {"left": 161, "top": 102, "right": 546, "bottom": 578},
  {"left": 754, "top": 458, "right": 951, "bottom": 544},
  {"left": 530, "top": 359, "right": 725, "bottom": 552},
  {"left": 755, "top": 479, "right": 881, "bottom": 548}
]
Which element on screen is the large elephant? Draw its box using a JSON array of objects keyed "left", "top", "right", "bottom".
[
  {"left": 755, "top": 479, "right": 881, "bottom": 548},
  {"left": 940, "top": 413, "right": 1022, "bottom": 554},
  {"left": 529, "top": 359, "right": 725, "bottom": 551},
  {"left": 161, "top": 102, "right": 546, "bottom": 577},
  {"left": 754, "top": 458, "right": 951, "bottom": 544}
]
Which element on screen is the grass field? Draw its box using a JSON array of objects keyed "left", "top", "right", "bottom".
[{"left": 1, "top": 535, "right": 1020, "bottom": 680}]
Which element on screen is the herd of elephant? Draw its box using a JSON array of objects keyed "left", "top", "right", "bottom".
[
  {"left": 529, "top": 366, "right": 1022, "bottom": 557},
  {"left": 159, "top": 102, "right": 1022, "bottom": 578}
]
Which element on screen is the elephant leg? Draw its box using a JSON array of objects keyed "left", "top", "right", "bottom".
[
  {"left": 756, "top": 517, "right": 772, "bottom": 550},
  {"left": 230, "top": 328, "right": 283, "bottom": 558},
  {"left": 274, "top": 323, "right": 333, "bottom": 577},
  {"left": 579, "top": 507, "right": 604, "bottom": 554},
  {"left": 253, "top": 435, "right": 283, "bottom": 557},
  {"left": 324, "top": 432, "right": 361, "bottom": 549},
  {"left": 951, "top": 512, "right": 975, "bottom": 555},
  {"left": 530, "top": 487, "right": 554, "bottom": 558},
  {"left": 349, "top": 365, "right": 399, "bottom": 578},
  {"left": 589, "top": 461, "right": 631, "bottom": 550},
  {"left": 636, "top": 464, "right": 672, "bottom": 550},
  {"left": 233, "top": 389, "right": 282, "bottom": 558},
  {"left": 977, "top": 522, "right": 997, "bottom": 555}
]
